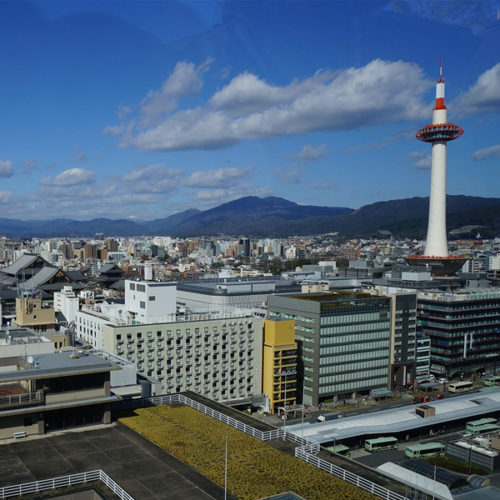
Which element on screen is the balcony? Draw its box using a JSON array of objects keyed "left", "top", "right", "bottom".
[{"left": 0, "top": 389, "right": 44, "bottom": 409}]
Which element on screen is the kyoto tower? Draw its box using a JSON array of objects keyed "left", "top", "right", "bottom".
[{"left": 406, "top": 63, "right": 466, "bottom": 275}]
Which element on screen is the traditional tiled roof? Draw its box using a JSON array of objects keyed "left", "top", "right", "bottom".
[{"left": 0, "top": 254, "right": 51, "bottom": 277}]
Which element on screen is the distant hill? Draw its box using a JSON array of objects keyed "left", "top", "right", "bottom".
[
  {"left": 170, "top": 196, "right": 352, "bottom": 236},
  {"left": 0, "top": 195, "right": 499, "bottom": 238}
]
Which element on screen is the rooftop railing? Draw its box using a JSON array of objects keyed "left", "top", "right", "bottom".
[
  {"left": 0, "top": 390, "right": 44, "bottom": 409},
  {"left": 0, "top": 470, "right": 133, "bottom": 500}
]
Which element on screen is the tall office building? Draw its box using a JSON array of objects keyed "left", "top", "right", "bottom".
[
  {"left": 369, "top": 289, "right": 417, "bottom": 389},
  {"left": 417, "top": 290, "right": 500, "bottom": 376},
  {"left": 268, "top": 292, "right": 391, "bottom": 406}
]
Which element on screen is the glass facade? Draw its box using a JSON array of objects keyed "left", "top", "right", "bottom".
[
  {"left": 269, "top": 292, "right": 391, "bottom": 405},
  {"left": 417, "top": 290, "right": 500, "bottom": 376}
]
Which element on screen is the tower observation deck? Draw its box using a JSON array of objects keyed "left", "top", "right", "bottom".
[{"left": 406, "top": 64, "right": 466, "bottom": 276}]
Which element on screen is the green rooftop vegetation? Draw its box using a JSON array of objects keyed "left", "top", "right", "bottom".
[{"left": 120, "top": 405, "right": 374, "bottom": 500}]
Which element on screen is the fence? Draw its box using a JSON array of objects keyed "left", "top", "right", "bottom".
[
  {"left": 0, "top": 470, "right": 133, "bottom": 500},
  {"left": 115, "top": 393, "right": 407, "bottom": 500},
  {"left": 0, "top": 390, "right": 44, "bottom": 408}
]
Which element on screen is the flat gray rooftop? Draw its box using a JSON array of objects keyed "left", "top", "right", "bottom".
[
  {"left": 288, "top": 389, "right": 500, "bottom": 444},
  {"left": 0, "top": 352, "right": 119, "bottom": 383},
  {"left": 0, "top": 327, "right": 48, "bottom": 344},
  {"left": 0, "top": 423, "right": 228, "bottom": 499}
]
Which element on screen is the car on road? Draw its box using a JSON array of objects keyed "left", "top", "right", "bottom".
[{"left": 438, "top": 378, "right": 448, "bottom": 384}]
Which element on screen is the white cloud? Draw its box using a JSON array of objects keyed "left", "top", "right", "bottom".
[
  {"left": 122, "top": 164, "right": 182, "bottom": 193},
  {"left": 194, "top": 184, "right": 272, "bottom": 206},
  {"left": 472, "top": 144, "right": 500, "bottom": 161},
  {"left": 0, "top": 160, "right": 14, "bottom": 178},
  {"left": 139, "top": 59, "right": 213, "bottom": 127},
  {"left": 290, "top": 144, "right": 328, "bottom": 161},
  {"left": 454, "top": 63, "right": 500, "bottom": 115},
  {"left": 409, "top": 151, "right": 431, "bottom": 169},
  {"left": 39, "top": 168, "right": 96, "bottom": 186},
  {"left": 0, "top": 190, "right": 15, "bottom": 203},
  {"left": 182, "top": 167, "right": 251, "bottom": 188},
  {"left": 111, "top": 59, "right": 431, "bottom": 152}
]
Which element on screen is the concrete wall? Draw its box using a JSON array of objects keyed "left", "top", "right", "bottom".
[
  {"left": 0, "top": 414, "right": 40, "bottom": 439},
  {"left": 45, "top": 387, "right": 106, "bottom": 404}
]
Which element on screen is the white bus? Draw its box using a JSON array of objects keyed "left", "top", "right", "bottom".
[{"left": 448, "top": 381, "right": 473, "bottom": 393}]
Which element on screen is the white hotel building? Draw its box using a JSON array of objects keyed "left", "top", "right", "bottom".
[{"left": 75, "top": 280, "right": 263, "bottom": 401}]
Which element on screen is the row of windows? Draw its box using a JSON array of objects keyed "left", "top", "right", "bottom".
[
  {"left": 129, "top": 283, "right": 146, "bottom": 292},
  {"left": 319, "top": 351, "right": 388, "bottom": 366},
  {"left": 296, "top": 324, "right": 314, "bottom": 334},
  {"left": 295, "top": 334, "right": 314, "bottom": 344},
  {"left": 319, "top": 331, "right": 389, "bottom": 345},
  {"left": 319, "top": 358, "right": 388, "bottom": 375},
  {"left": 320, "top": 321, "right": 389, "bottom": 335},
  {"left": 320, "top": 340, "right": 389, "bottom": 354},
  {"left": 320, "top": 312, "right": 382, "bottom": 325},
  {"left": 320, "top": 367, "right": 387, "bottom": 384},
  {"left": 271, "top": 312, "right": 315, "bottom": 324},
  {"left": 117, "top": 325, "right": 252, "bottom": 341},
  {"left": 318, "top": 377, "right": 387, "bottom": 394}
]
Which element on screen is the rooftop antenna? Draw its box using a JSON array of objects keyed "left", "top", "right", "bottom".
[{"left": 438, "top": 59, "right": 444, "bottom": 82}]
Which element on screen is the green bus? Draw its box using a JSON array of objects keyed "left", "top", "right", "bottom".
[
  {"left": 466, "top": 417, "right": 497, "bottom": 434},
  {"left": 364, "top": 436, "right": 398, "bottom": 451},
  {"left": 327, "top": 444, "right": 351, "bottom": 458},
  {"left": 405, "top": 442, "right": 445, "bottom": 459},
  {"left": 484, "top": 375, "right": 500, "bottom": 386}
]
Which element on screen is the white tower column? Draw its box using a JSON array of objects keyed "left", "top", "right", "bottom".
[{"left": 424, "top": 141, "right": 448, "bottom": 257}]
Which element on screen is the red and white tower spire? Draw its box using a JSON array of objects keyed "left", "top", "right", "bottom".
[
  {"left": 406, "top": 63, "right": 466, "bottom": 276},
  {"left": 416, "top": 62, "right": 464, "bottom": 258}
]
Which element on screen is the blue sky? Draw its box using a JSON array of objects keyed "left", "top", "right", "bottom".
[{"left": 0, "top": 0, "right": 499, "bottom": 220}]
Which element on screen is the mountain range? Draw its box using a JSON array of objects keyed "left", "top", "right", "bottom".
[{"left": 0, "top": 195, "right": 499, "bottom": 238}]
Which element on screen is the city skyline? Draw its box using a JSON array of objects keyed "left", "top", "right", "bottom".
[{"left": 0, "top": 1, "right": 499, "bottom": 220}]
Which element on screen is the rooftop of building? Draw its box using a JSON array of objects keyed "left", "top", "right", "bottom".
[
  {"left": 288, "top": 389, "right": 500, "bottom": 444},
  {"left": 0, "top": 423, "right": 226, "bottom": 500},
  {"left": 417, "top": 288, "right": 500, "bottom": 302},
  {"left": 0, "top": 253, "right": 52, "bottom": 276},
  {"left": 0, "top": 327, "right": 51, "bottom": 345},
  {"left": 289, "top": 291, "right": 385, "bottom": 302},
  {"left": 177, "top": 277, "right": 277, "bottom": 295},
  {"left": 78, "top": 301, "right": 257, "bottom": 327},
  {"left": 0, "top": 351, "right": 120, "bottom": 383}
]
